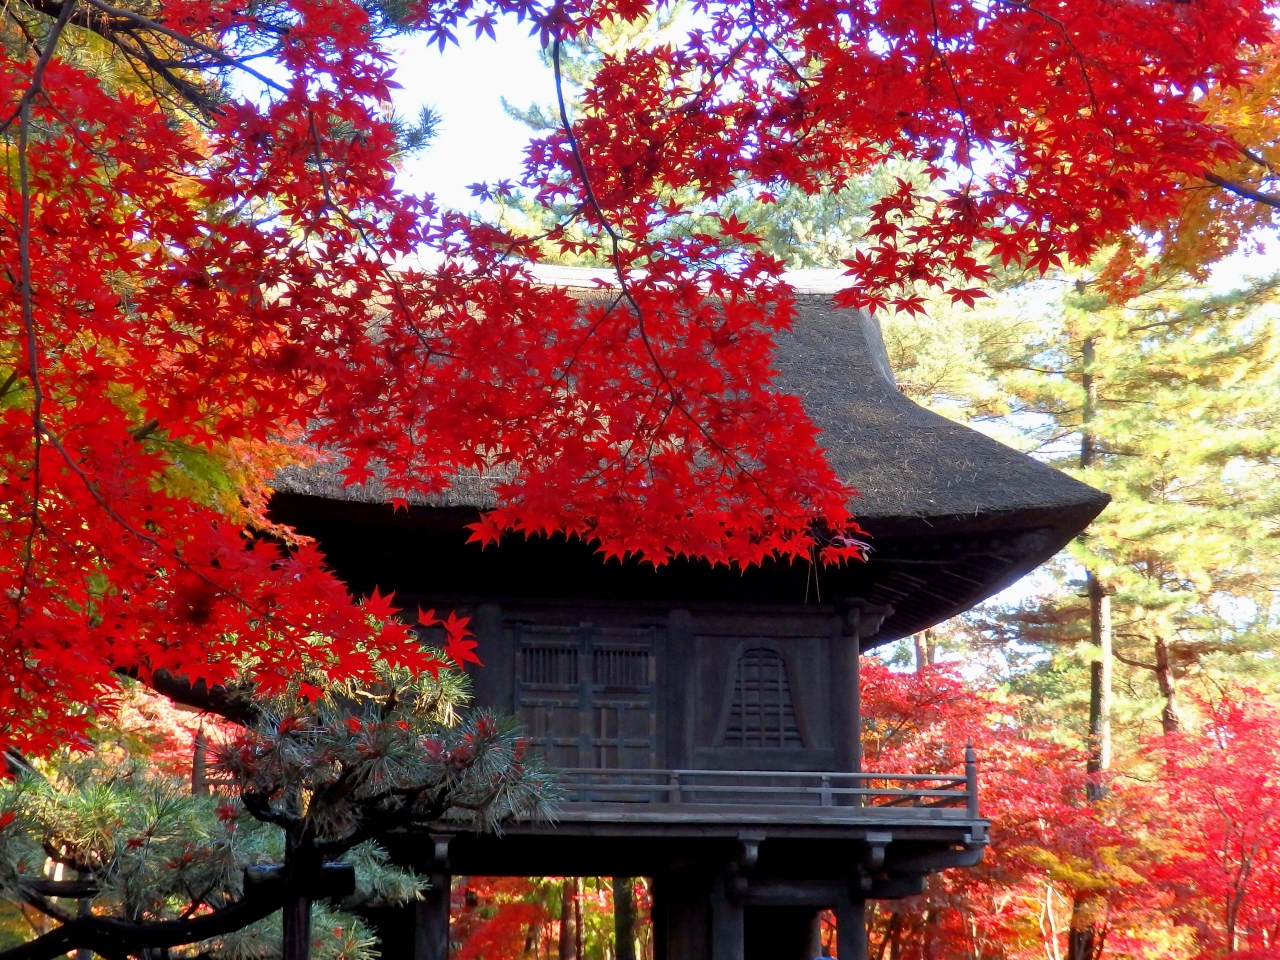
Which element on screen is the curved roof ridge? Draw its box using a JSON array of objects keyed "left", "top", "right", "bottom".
[{"left": 522, "top": 263, "right": 862, "bottom": 295}]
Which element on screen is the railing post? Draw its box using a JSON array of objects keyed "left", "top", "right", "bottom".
[
  {"left": 965, "top": 742, "right": 979, "bottom": 818},
  {"left": 668, "top": 771, "right": 681, "bottom": 805},
  {"left": 820, "top": 774, "right": 832, "bottom": 807}
]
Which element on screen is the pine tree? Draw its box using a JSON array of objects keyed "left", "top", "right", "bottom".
[
  {"left": 0, "top": 668, "right": 552, "bottom": 959},
  {"left": 889, "top": 270, "right": 1280, "bottom": 743}
]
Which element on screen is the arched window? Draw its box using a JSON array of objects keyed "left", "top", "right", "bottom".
[{"left": 719, "top": 646, "right": 805, "bottom": 748}]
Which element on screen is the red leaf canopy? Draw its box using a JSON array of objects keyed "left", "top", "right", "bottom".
[{"left": 0, "top": 0, "right": 1272, "bottom": 752}]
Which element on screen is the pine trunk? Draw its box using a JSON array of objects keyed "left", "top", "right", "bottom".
[
  {"left": 559, "top": 879, "right": 579, "bottom": 960},
  {"left": 913, "top": 630, "right": 935, "bottom": 672},
  {"left": 191, "top": 729, "right": 209, "bottom": 796},
  {"left": 1081, "top": 337, "right": 1111, "bottom": 801},
  {"left": 1085, "top": 571, "right": 1112, "bottom": 801},
  {"left": 1154, "top": 636, "right": 1182, "bottom": 734}
]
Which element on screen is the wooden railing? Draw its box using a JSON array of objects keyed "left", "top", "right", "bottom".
[{"left": 553, "top": 747, "right": 979, "bottom": 817}]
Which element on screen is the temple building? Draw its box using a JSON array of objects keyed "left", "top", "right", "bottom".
[{"left": 269, "top": 272, "right": 1108, "bottom": 960}]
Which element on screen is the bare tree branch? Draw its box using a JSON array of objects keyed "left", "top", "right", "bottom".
[{"left": 1205, "top": 172, "right": 1280, "bottom": 209}]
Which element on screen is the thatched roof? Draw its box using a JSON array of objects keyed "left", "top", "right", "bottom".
[
  {"left": 272, "top": 269, "right": 1106, "bottom": 528},
  {"left": 776, "top": 295, "right": 1104, "bottom": 523},
  {"left": 268, "top": 268, "right": 1107, "bottom": 641}
]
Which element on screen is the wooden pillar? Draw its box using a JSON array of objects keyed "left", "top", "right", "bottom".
[
  {"left": 667, "top": 609, "right": 695, "bottom": 769},
  {"left": 831, "top": 617, "right": 858, "bottom": 778},
  {"left": 469, "top": 603, "right": 507, "bottom": 711},
  {"left": 654, "top": 869, "right": 711, "bottom": 960},
  {"left": 835, "top": 898, "right": 868, "bottom": 960},
  {"left": 851, "top": 643, "right": 862, "bottom": 776},
  {"left": 837, "top": 601, "right": 893, "bottom": 789},
  {"left": 744, "top": 907, "right": 822, "bottom": 960},
  {"left": 415, "top": 873, "right": 451, "bottom": 960},
  {"left": 652, "top": 874, "right": 669, "bottom": 960},
  {"left": 805, "top": 911, "right": 823, "bottom": 960},
  {"left": 710, "top": 870, "right": 744, "bottom": 960}
]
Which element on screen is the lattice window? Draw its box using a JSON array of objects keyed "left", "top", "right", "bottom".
[
  {"left": 593, "top": 649, "right": 650, "bottom": 689},
  {"left": 521, "top": 646, "right": 579, "bottom": 686},
  {"left": 721, "top": 647, "right": 804, "bottom": 748}
]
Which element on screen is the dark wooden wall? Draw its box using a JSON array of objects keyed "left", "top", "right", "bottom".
[{"left": 446, "top": 599, "right": 858, "bottom": 774}]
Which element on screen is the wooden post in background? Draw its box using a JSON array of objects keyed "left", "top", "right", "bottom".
[{"left": 614, "top": 878, "right": 637, "bottom": 960}]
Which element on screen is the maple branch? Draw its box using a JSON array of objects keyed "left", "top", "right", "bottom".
[
  {"left": 3, "top": 2, "right": 247, "bottom": 628},
  {"left": 1204, "top": 173, "right": 1280, "bottom": 209},
  {"left": 303, "top": 111, "right": 454, "bottom": 369},
  {"left": 551, "top": 40, "right": 788, "bottom": 515},
  {"left": 989, "top": 0, "right": 1102, "bottom": 125},
  {"left": 11, "top": 1, "right": 78, "bottom": 613},
  {"left": 745, "top": 0, "right": 808, "bottom": 86}
]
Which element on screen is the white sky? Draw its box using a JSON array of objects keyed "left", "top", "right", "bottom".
[{"left": 385, "top": 26, "right": 552, "bottom": 210}]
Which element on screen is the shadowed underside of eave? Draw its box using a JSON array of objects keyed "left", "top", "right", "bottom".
[{"left": 266, "top": 492, "right": 1096, "bottom": 647}]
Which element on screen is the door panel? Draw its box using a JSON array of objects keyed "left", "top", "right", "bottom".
[{"left": 512, "top": 622, "right": 659, "bottom": 770}]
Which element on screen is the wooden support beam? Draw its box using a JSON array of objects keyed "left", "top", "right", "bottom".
[
  {"left": 835, "top": 897, "right": 868, "bottom": 960},
  {"left": 710, "top": 870, "right": 744, "bottom": 960},
  {"left": 414, "top": 874, "right": 450, "bottom": 960},
  {"left": 654, "top": 869, "right": 710, "bottom": 960}
]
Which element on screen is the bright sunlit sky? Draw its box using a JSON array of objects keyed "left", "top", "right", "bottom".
[{"left": 383, "top": 27, "right": 553, "bottom": 210}]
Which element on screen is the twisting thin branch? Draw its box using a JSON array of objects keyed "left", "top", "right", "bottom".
[
  {"left": 551, "top": 39, "right": 776, "bottom": 505},
  {"left": 14, "top": 0, "right": 79, "bottom": 612},
  {"left": 80, "top": 0, "right": 290, "bottom": 95}
]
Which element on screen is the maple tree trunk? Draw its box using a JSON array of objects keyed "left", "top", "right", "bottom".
[
  {"left": 525, "top": 921, "right": 543, "bottom": 959},
  {"left": 1227, "top": 890, "right": 1241, "bottom": 954},
  {"left": 1067, "top": 892, "right": 1108, "bottom": 960},
  {"left": 1154, "top": 636, "right": 1182, "bottom": 734},
  {"left": 559, "top": 879, "right": 579, "bottom": 960},
  {"left": 920, "top": 908, "right": 939, "bottom": 960},
  {"left": 613, "top": 877, "right": 636, "bottom": 960}
]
